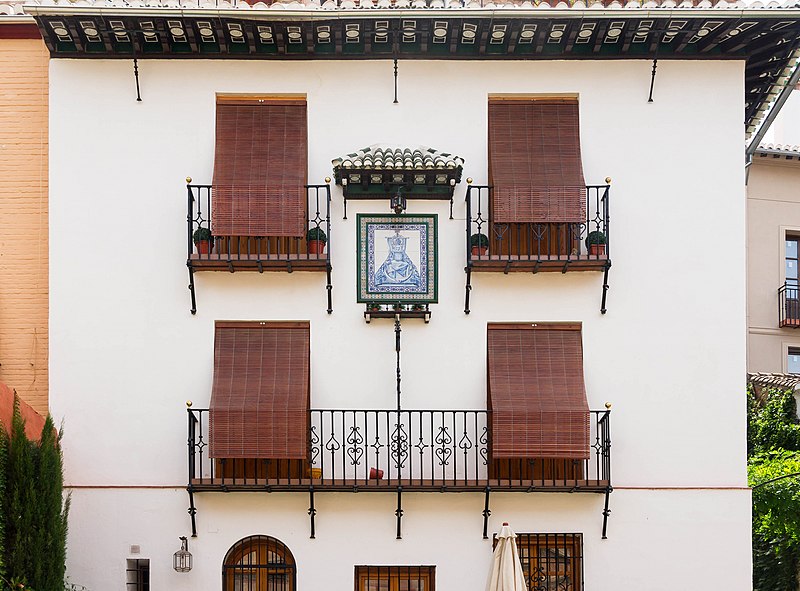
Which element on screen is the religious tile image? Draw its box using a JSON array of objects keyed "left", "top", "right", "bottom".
[{"left": 357, "top": 214, "right": 438, "bottom": 303}]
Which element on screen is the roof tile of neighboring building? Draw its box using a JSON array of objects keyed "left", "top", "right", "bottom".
[
  {"left": 755, "top": 143, "right": 800, "bottom": 160},
  {"left": 4, "top": 0, "right": 800, "bottom": 15},
  {"left": 748, "top": 372, "right": 800, "bottom": 389}
]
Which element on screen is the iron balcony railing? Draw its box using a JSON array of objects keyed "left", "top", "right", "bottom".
[
  {"left": 465, "top": 184, "right": 610, "bottom": 268},
  {"left": 186, "top": 183, "right": 331, "bottom": 266},
  {"left": 779, "top": 282, "right": 800, "bottom": 328},
  {"left": 187, "top": 408, "right": 611, "bottom": 492}
]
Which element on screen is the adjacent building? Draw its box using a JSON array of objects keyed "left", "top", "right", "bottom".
[{"left": 5, "top": 0, "right": 799, "bottom": 589}]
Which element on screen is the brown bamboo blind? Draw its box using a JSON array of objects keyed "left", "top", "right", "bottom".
[
  {"left": 487, "top": 323, "right": 589, "bottom": 459},
  {"left": 488, "top": 98, "right": 586, "bottom": 223},
  {"left": 209, "top": 321, "right": 310, "bottom": 459},
  {"left": 212, "top": 99, "right": 308, "bottom": 237}
]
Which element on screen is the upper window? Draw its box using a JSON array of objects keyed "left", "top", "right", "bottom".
[
  {"left": 487, "top": 97, "right": 585, "bottom": 225},
  {"left": 355, "top": 566, "right": 435, "bottom": 591},
  {"left": 788, "top": 347, "right": 800, "bottom": 374},
  {"left": 497, "top": 533, "right": 583, "bottom": 591},
  {"left": 786, "top": 234, "right": 799, "bottom": 289},
  {"left": 223, "top": 535, "right": 296, "bottom": 591},
  {"left": 212, "top": 96, "right": 308, "bottom": 238}
]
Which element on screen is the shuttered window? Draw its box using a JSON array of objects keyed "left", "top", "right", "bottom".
[
  {"left": 209, "top": 321, "right": 310, "bottom": 459},
  {"left": 487, "top": 323, "right": 590, "bottom": 459},
  {"left": 212, "top": 97, "right": 308, "bottom": 237},
  {"left": 488, "top": 98, "right": 586, "bottom": 224}
]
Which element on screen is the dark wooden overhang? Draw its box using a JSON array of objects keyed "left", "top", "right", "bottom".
[{"left": 23, "top": 6, "right": 800, "bottom": 131}]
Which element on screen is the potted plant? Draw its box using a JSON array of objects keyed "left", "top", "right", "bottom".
[
  {"left": 470, "top": 232, "right": 489, "bottom": 256},
  {"left": 585, "top": 230, "right": 607, "bottom": 256},
  {"left": 193, "top": 227, "right": 214, "bottom": 254},
  {"left": 307, "top": 226, "right": 327, "bottom": 255},
  {"left": 366, "top": 302, "right": 382, "bottom": 312}
]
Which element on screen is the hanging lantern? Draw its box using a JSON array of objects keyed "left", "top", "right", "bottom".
[{"left": 173, "top": 536, "right": 192, "bottom": 573}]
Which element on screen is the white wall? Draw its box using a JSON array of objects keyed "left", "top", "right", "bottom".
[
  {"left": 49, "top": 57, "right": 750, "bottom": 590},
  {"left": 65, "top": 487, "right": 751, "bottom": 591}
]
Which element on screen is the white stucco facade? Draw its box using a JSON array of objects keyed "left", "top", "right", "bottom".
[{"left": 49, "top": 58, "right": 750, "bottom": 590}]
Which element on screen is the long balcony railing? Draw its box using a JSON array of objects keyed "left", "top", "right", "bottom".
[
  {"left": 186, "top": 183, "right": 331, "bottom": 271},
  {"left": 779, "top": 282, "right": 800, "bottom": 328},
  {"left": 187, "top": 408, "right": 611, "bottom": 492},
  {"left": 465, "top": 184, "right": 610, "bottom": 272}
]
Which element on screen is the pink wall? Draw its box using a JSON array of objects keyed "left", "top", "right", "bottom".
[{"left": 0, "top": 381, "right": 46, "bottom": 440}]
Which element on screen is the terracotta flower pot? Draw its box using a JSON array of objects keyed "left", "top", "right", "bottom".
[
  {"left": 195, "top": 240, "right": 213, "bottom": 255},
  {"left": 308, "top": 240, "right": 326, "bottom": 255},
  {"left": 589, "top": 244, "right": 606, "bottom": 256},
  {"left": 471, "top": 246, "right": 488, "bottom": 256},
  {"left": 369, "top": 467, "right": 384, "bottom": 480}
]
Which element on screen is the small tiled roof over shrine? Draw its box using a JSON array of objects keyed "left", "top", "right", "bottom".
[
  {"left": 332, "top": 145, "right": 464, "bottom": 200},
  {"left": 332, "top": 145, "right": 463, "bottom": 174},
  {"left": 4, "top": 0, "right": 800, "bottom": 139}
]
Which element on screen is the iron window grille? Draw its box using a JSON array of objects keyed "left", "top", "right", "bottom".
[
  {"left": 222, "top": 535, "right": 296, "bottom": 591},
  {"left": 355, "top": 565, "right": 435, "bottom": 591},
  {"left": 493, "top": 533, "right": 584, "bottom": 591},
  {"left": 126, "top": 559, "right": 149, "bottom": 591}
]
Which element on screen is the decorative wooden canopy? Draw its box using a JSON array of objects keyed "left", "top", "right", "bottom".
[
  {"left": 487, "top": 323, "right": 590, "bottom": 459},
  {"left": 209, "top": 321, "right": 310, "bottom": 459},
  {"left": 22, "top": 4, "right": 800, "bottom": 133}
]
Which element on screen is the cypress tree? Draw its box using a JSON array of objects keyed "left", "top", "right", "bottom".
[
  {"left": 35, "top": 416, "right": 69, "bottom": 591},
  {"left": 0, "top": 413, "right": 7, "bottom": 579},
  {"left": 3, "top": 396, "right": 69, "bottom": 591}
]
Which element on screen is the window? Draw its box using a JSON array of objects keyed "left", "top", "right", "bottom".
[
  {"left": 209, "top": 321, "right": 310, "bottom": 480},
  {"left": 486, "top": 97, "right": 589, "bottom": 258},
  {"left": 126, "top": 559, "right": 149, "bottom": 591},
  {"left": 789, "top": 347, "right": 800, "bottom": 374},
  {"left": 223, "top": 535, "right": 296, "bottom": 591},
  {"left": 787, "top": 234, "right": 799, "bottom": 291},
  {"left": 355, "top": 566, "right": 435, "bottom": 591},
  {"left": 486, "top": 323, "right": 590, "bottom": 480},
  {"left": 212, "top": 96, "right": 308, "bottom": 239},
  {"left": 494, "top": 533, "right": 583, "bottom": 591}
]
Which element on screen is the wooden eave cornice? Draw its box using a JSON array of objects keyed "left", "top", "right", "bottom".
[{"left": 23, "top": 6, "right": 800, "bottom": 130}]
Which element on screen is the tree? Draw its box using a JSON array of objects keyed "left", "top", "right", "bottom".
[
  {"left": 2, "top": 396, "right": 70, "bottom": 591},
  {"left": 748, "top": 386, "right": 800, "bottom": 591}
]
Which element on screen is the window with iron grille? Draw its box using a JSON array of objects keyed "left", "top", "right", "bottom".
[
  {"left": 354, "top": 565, "right": 435, "bottom": 591},
  {"left": 493, "top": 533, "right": 583, "bottom": 591},
  {"left": 223, "top": 535, "right": 296, "bottom": 591},
  {"left": 126, "top": 559, "right": 149, "bottom": 591}
]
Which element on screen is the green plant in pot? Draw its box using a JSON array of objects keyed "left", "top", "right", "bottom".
[
  {"left": 193, "top": 226, "right": 214, "bottom": 255},
  {"left": 585, "top": 230, "right": 607, "bottom": 256},
  {"left": 307, "top": 226, "right": 328, "bottom": 255},
  {"left": 470, "top": 232, "right": 489, "bottom": 256}
]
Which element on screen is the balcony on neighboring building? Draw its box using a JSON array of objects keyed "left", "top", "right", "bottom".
[
  {"left": 779, "top": 282, "right": 800, "bottom": 328},
  {"left": 186, "top": 407, "right": 611, "bottom": 493},
  {"left": 465, "top": 183, "right": 610, "bottom": 274}
]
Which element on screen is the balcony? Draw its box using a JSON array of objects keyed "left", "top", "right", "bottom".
[
  {"left": 187, "top": 408, "right": 611, "bottom": 493},
  {"left": 185, "top": 183, "right": 332, "bottom": 313},
  {"left": 465, "top": 184, "right": 610, "bottom": 274},
  {"left": 187, "top": 183, "right": 331, "bottom": 272},
  {"left": 779, "top": 283, "right": 800, "bottom": 328}
]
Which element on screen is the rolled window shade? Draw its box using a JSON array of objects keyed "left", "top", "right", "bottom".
[
  {"left": 487, "top": 323, "right": 590, "bottom": 459},
  {"left": 488, "top": 99, "right": 586, "bottom": 224},
  {"left": 209, "top": 321, "right": 310, "bottom": 459},
  {"left": 212, "top": 100, "right": 308, "bottom": 237}
]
